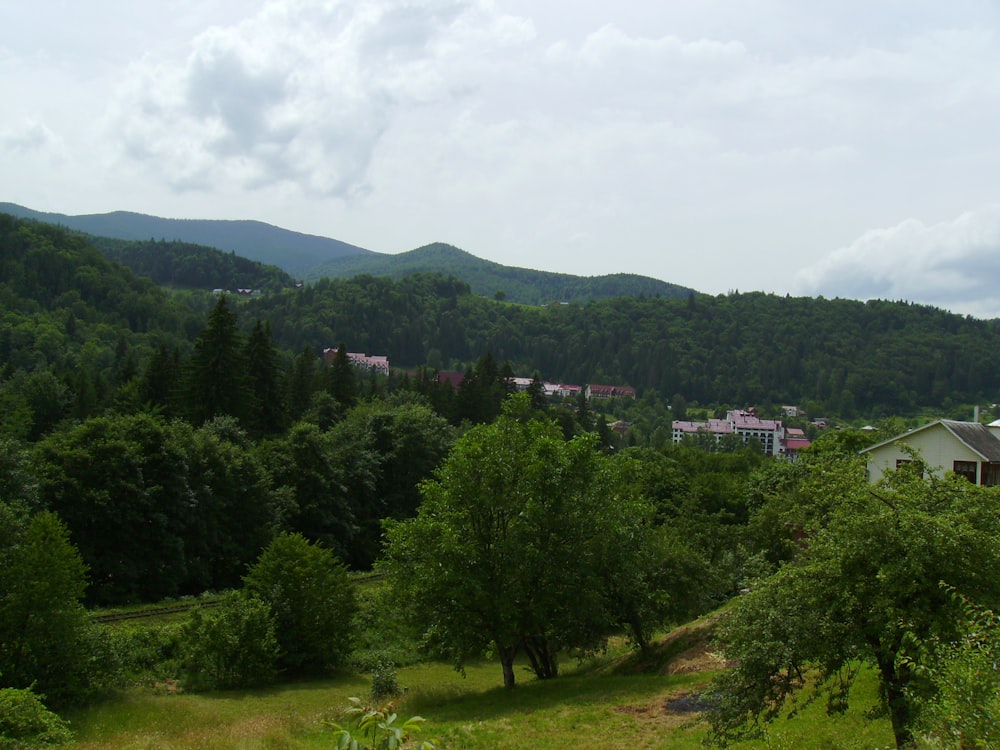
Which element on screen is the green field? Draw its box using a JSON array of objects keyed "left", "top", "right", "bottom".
[{"left": 65, "top": 623, "right": 894, "bottom": 750}]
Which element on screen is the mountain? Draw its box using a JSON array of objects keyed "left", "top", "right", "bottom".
[
  {"left": 3, "top": 204, "right": 693, "bottom": 304},
  {"left": 309, "top": 242, "right": 695, "bottom": 304},
  {"left": 0, "top": 203, "right": 372, "bottom": 276}
]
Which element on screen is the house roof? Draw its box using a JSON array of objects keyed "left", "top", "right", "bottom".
[
  {"left": 860, "top": 419, "right": 1000, "bottom": 463},
  {"left": 672, "top": 419, "right": 733, "bottom": 434},
  {"left": 783, "top": 438, "right": 812, "bottom": 450}
]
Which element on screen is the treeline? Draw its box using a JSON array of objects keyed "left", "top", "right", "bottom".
[
  {"left": 245, "top": 274, "right": 1000, "bottom": 417},
  {"left": 91, "top": 235, "right": 296, "bottom": 293},
  {"left": 4, "top": 212, "right": 1000, "bottom": 433},
  {"left": 310, "top": 241, "right": 693, "bottom": 304}
]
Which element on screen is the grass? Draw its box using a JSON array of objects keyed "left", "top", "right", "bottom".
[{"left": 64, "top": 620, "right": 896, "bottom": 750}]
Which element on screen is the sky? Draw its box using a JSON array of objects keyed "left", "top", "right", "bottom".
[{"left": 4, "top": 1, "right": 1000, "bottom": 317}]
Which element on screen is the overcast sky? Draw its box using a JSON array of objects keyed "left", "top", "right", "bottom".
[{"left": 4, "top": 1, "right": 1000, "bottom": 317}]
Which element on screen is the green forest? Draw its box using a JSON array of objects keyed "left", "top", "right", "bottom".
[{"left": 2, "top": 212, "right": 999, "bottom": 749}]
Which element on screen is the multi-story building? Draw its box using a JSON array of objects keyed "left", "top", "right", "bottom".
[{"left": 671, "top": 408, "right": 810, "bottom": 457}]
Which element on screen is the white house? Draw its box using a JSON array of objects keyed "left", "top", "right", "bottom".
[{"left": 860, "top": 419, "right": 1000, "bottom": 485}]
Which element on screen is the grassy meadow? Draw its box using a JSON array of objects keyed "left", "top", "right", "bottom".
[{"left": 64, "top": 618, "right": 895, "bottom": 750}]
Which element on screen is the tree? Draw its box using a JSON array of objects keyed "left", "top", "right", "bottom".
[
  {"left": 185, "top": 295, "right": 250, "bottom": 425},
  {"left": 381, "top": 395, "right": 651, "bottom": 689},
  {"left": 243, "top": 533, "right": 357, "bottom": 675},
  {"left": 180, "top": 418, "right": 279, "bottom": 592},
  {"left": 707, "top": 457, "right": 1000, "bottom": 748},
  {"left": 330, "top": 400, "right": 454, "bottom": 569},
  {"left": 453, "top": 352, "right": 509, "bottom": 425},
  {"left": 32, "top": 413, "right": 193, "bottom": 604},
  {"left": 0, "top": 512, "right": 92, "bottom": 705},
  {"left": 256, "top": 422, "right": 356, "bottom": 558},
  {"left": 326, "top": 343, "right": 358, "bottom": 408},
  {"left": 287, "top": 346, "right": 320, "bottom": 422},
  {"left": 244, "top": 320, "right": 285, "bottom": 436},
  {"left": 179, "top": 591, "right": 279, "bottom": 690},
  {"left": 526, "top": 371, "right": 547, "bottom": 410},
  {"left": 906, "top": 587, "right": 1000, "bottom": 747}
]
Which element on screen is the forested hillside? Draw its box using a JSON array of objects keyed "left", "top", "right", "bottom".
[
  {"left": 3, "top": 212, "right": 1000, "bottom": 421},
  {"left": 309, "top": 241, "right": 694, "bottom": 304},
  {"left": 0, "top": 202, "right": 372, "bottom": 275},
  {"left": 246, "top": 274, "right": 1000, "bottom": 418},
  {"left": 90, "top": 236, "right": 297, "bottom": 292}
]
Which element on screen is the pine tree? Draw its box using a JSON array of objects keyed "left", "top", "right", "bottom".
[
  {"left": 186, "top": 295, "right": 251, "bottom": 425},
  {"left": 325, "top": 343, "right": 358, "bottom": 408},
  {"left": 244, "top": 320, "right": 285, "bottom": 436}
]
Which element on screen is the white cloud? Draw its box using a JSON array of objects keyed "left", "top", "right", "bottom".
[
  {"left": 794, "top": 207, "right": 1000, "bottom": 319},
  {"left": 1, "top": 119, "right": 63, "bottom": 155},
  {"left": 106, "top": 0, "right": 533, "bottom": 197}
]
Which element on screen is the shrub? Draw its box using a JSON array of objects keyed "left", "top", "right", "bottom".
[
  {"left": 326, "top": 697, "right": 435, "bottom": 750},
  {"left": 369, "top": 658, "right": 400, "bottom": 701},
  {"left": 110, "top": 624, "right": 182, "bottom": 684},
  {"left": 0, "top": 686, "right": 73, "bottom": 749},
  {"left": 244, "top": 533, "right": 356, "bottom": 675},
  {"left": 179, "top": 591, "right": 279, "bottom": 690}
]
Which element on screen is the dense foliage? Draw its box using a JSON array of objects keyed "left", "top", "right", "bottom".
[
  {"left": 4, "top": 213, "right": 1000, "bottom": 424},
  {"left": 3, "top": 210, "right": 1000, "bottom": 741},
  {"left": 0, "top": 511, "right": 96, "bottom": 706},
  {"left": 179, "top": 591, "right": 279, "bottom": 690},
  {"left": 245, "top": 275, "right": 1000, "bottom": 418},
  {"left": 381, "top": 396, "right": 675, "bottom": 688},
  {"left": 91, "top": 236, "right": 296, "bottom": 293},
  {"left": 243, "top": 533, "right": 357, "bottom": 676},
  {"left": 707, "top": 453, "right": 1000, "bottom": 748},
  {"left": 0, "top": 686, "right": 73, "bottom": 749}
]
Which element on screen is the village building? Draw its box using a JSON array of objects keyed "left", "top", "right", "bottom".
[
  {"left": 860, "top": 419, "right": 1000, "bottom": 485},
  {"left": 323, "top": 347, "right": 390, "bottom": 376},
  {"left": 671, "top": 408, "right": 810, "bottom": 457}
]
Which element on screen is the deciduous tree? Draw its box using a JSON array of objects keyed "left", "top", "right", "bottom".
[
  {"left": 243, "top": 533, "right": 356, "bottom": 675},
  {"left": 707, "top": 457, "right": 1000, "bottom": 748},
  {"left": 381, "top": 395, "right": 655, "bottom": 688}
]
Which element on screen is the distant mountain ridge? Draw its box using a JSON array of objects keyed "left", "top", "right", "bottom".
[
  {"left": 2, "top": 202, "right": 696, "bottom": 304},
  {"left": 0, "top": 202, "right": 372, "bottom": 276},
  {"left": 310, "top": 242, "right": 695, "bottom": 304}
]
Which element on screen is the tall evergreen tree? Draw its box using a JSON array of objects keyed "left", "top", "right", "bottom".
[
  {"left": 186, "top": 295, "right": 250, "bottom": 425},
  {"left": 455, "top": 352, "right": 510, "bottom": 424},
  {"left": 139, "top": 343, "right": 183, "bottom": 415},
  {"left": 287, "top": 346, "right": 320, "bottom": 422},
  {"left": 325, "top": 343, "right": 358, "bottom": 408},
  {"left": 244, "top": 320, "right": 285, "bottom": 436}
]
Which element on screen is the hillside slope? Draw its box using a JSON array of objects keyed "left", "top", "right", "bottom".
[
  {"left": 0, "top": 202, "right": 372, "bottom": 276},
  {"left": 309, "top": 242, "right": 695, "bottom": 304}
]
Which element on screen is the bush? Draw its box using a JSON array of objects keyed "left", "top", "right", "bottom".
[
  {"left": 369, "top": 658, "right": 400, "bottom": 701},
  {"left": 0, "top": 686, "right": 73, "bottom": 749},
  {"left": 179, "top": 591, "right": 279, "bottom": 690},
  {"left": 244, "top": 533, "right": 357, "bottom": 675},
  {"left": 109, "top": 624, "right": 182, "bottom": 684}
]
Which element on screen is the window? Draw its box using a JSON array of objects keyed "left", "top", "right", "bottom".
[{"left": 953, "top": 460, "right": 978, "bottom": 484}]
